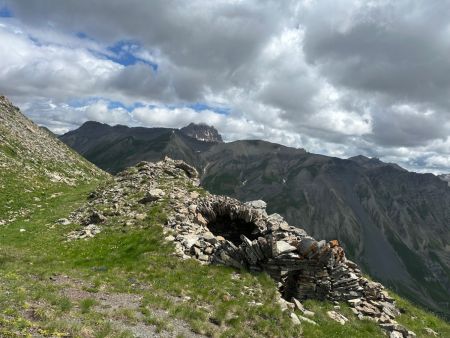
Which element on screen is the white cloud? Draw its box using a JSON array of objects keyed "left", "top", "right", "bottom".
[{"left": 1, "top": 0, "right": 450, "bottom": 173}]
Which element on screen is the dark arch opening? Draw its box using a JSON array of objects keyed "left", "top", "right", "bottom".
[{"left": 206, "top": 214, "right": 260, "bottom": 246}]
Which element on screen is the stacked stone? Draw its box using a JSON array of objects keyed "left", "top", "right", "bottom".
[{"left": 67, "top": 158, "right": 415, "bottom": 338}]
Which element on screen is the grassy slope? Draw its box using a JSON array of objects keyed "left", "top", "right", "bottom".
[
  {"left": 0, "top": 176, "right": 448, "bottom": 337},
  {"left": 0, "top": 132, "right": 449, "bottom": 337}
]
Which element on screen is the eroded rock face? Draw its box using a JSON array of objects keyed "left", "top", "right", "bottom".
[{"left": 67, "top": 158, "right": 414, "bottom": 337}]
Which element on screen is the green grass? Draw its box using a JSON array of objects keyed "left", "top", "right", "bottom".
[
  {"left": 393, "top": 292, "right": 450, "bottom": 337},
  {"left": 1, "top": 155, "right": 449, "bottom": 337},
  {"left": 80, "top": 298, "right": 97, "bottom": 314},
  {"left": 301, "top": 300, "right": 384, "bottom": 338}
]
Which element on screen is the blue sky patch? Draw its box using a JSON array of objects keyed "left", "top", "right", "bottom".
[
  {"left": 105, "top": 40, "right": 158, "bottom": 71},
  {"left": 0, "top": 6, "right": 13, "bottom": 17},
  {"left": 188, "top": 102, "right": 230, "bottom": 115},
  {"left": 68, "top": 97, "right": 145, "bottom": 113},
  {"left": 75, "top": 31, "right": 89, "bottom": 39}
]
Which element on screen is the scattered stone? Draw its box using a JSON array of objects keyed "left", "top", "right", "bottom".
[
  {"left": 298, "top": 315, "right": 317, "bottom": 325},
  {"left": 139, "top": 188, "right": 165, "bottom": 203},
  {"left": 424, "top": 328, "right": 438, "bottom": 336},
  {"left": 390, "top": 331, "right": 404, "bottom": 338},
  {"left": 134, "top": 213, "right": 146, "bottom": 221},
  {"left": 290, "top": 312, "right": 301, "bottom": 325},
  {"left": 327, "top": 310, "right": 348, "bottom": 325},
  {"left": 57, "top": 218, "right": 71, "bottom": 225},
  {"left": 67, "top": 224, "right": 101, "bottom": 240}
]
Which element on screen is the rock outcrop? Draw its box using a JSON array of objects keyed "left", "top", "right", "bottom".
[
  {"left": 68, "top": 158, "right": 415, "bottom": 337},
  {"left": 180, "top": 123, "right": 223, "bottom": 143}
]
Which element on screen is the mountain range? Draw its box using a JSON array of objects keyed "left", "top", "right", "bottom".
[
  {"left": 1, "top": 95, "right": 449, "bottom": 336},
  {"left": 60, "top": 121, "right": 450, "bottom": 318}
]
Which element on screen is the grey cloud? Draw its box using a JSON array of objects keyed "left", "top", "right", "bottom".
[
  {"left": 3, "top": 0, "right": 450, "bottom": 173},
  {"left": 8, "top": 0, "right": 286, "bottom": 74},
  {"left": 302, "top": 1, "right": 450, "bottom": 108},
  {"left": 368, "top": 106, "right": 449, "bottom": 147}
]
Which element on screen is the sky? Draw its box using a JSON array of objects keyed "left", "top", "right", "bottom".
[{"left": 0, "top": 1, "right": 450, "bottom": 174}]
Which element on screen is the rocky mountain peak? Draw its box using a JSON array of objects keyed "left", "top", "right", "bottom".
[{"left": 180, "top": 122, "right": 223, "bottom": 143}]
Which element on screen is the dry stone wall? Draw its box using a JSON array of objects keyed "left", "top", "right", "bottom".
[{"left": 67, "top": 158, "right": 415, "bottom": 338}]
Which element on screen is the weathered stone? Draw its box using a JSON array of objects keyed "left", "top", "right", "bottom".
[
  {"left": 327, "top": 311, "right": 348, "bottom": 325},
  {"left": 299, "top": 315, "right": 317, "bottom": 325},
  {"left": 424, "top": 328, "right": 438, "bottom": 336},
  {"left": 245, "top": 200, "right": 267, "bottom": 209},
  {"left": 57, "top": 218, "right": 71, "bottom": 225},
  {"left": 139, "top": 188, "right": 165, "bottom": 203},
  {"left": 290, "top": 312, "right": 301, "bottom": 325},
  {"left": 390, "top": 331, "right": 403, "bottom": 338},
  {"left": 348, "top": 298, "right": 362, "bottom": 306},
  {"left": 274, "top": 240, "right": 297, "bottom": 256},
  {"left": 190, "top": 191, "right": 200, "bottom": 199},
  {"left": 183, "top": 234, "right": 199, "bottom": 249},
  {"left": 195, "top": 213, "right": 208, "bottom": 226}
]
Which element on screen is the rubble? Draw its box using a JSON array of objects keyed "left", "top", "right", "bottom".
[{"left": 67, "top": 158, "right": 415, "bottom": 337}]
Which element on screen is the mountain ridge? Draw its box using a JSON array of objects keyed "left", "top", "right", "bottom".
[
  {"left": 60, "top": 120, "right": 450, "bottom": 318},
  {"left": 1, "top": 95, "right": 449, "bottom": 336}
]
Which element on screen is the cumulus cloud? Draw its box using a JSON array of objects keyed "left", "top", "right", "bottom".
[{"left": 1, "top": 0, "right": 450, "bottom": 173}]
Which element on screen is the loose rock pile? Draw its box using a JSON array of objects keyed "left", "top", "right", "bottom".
[{"left": 68, "top": 158, "right": 415, "bottom": 337}]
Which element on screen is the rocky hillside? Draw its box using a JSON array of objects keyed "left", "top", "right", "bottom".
[
  {"left": 60, "top": 122, "right": 450, "bottom": 319},
  {"left": 0, "top": 96, "right": 107, "bottom": 226}
]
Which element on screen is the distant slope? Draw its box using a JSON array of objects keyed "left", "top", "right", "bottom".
[
  {"left": 60, "top": 121, "right": 450, "bottom": 318},
  {"left": 0, "top": 96, "right": 107, "bottom": 225},
  {"left": 202, "top": 143, "right": 450, "bottom": 318},
  {"left": 60, "top": 121, "right": 215, "bottom": 173}
]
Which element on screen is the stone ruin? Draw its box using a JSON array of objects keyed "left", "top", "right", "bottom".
[
  {"left": 175, "top": 196, "right": 407, "bottom": 325},
  {"left": 68, "top": 158, "right": 416, "bottom": 338}
]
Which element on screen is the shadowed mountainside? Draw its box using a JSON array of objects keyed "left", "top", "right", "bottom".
[{"left": 60, "top": 121, "right": 450, "bottom": 318}]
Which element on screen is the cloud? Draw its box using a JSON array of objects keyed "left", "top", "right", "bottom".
[{"left": 1, "top": 0, "right": 450, "bottom": 173}]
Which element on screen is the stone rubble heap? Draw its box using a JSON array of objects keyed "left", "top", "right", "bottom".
[{"left": 67, "top": 158, "right": 415, "bottom": 338}]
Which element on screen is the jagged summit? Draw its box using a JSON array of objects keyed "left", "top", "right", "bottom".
[{"left": 180, "top": 122, "right": 223, "bottom": 143}]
